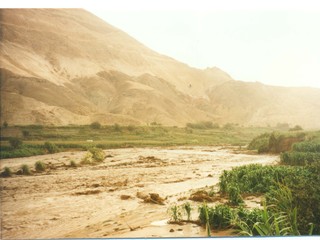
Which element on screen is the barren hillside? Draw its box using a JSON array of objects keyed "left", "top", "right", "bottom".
[{"left": 1, "top": 9, "right": 320, "bottom": 127}]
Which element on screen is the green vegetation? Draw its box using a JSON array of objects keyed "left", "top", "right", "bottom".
[
  {"left": 20, "top": 164, "right": 31, "bottom": 175},
  {"left": 35, "top": 161, "right": 46, "bottom": 172},
  {"left": 186, "top": 121, "right": 219, "bottom": 129},
  {"left": 90, "top": 121, "right": 101, "bottom": 129},
  {"left": 199, "top": 204, "right": 232, "bottom": 230},
  {"left": 218, "top": 163, "right": 320, "bottom": 235},
  {"left": 280, "top": 141, "right": 320, "bottom": 166},
  {"left": 183, "top": 202, "right": 192, "bottom": 221},
  {"left": 0, "top": 124, "right": 274, "bottom": 159},
  {"left": 43, "top": 142, "right": 59, "bottom": 154},
  {"left": 81, "top": 152, "right": 93, "bottom": 165},
  {"left": 227, "top": 184, "right": 243, "bottom": 206},
  {"left": 89, "top": 147, "right": 105, "bottom": 162},
  {"left": 1, "top": 167, "right": 12, "bottom": 177},
  {"left": 168, "top": 205, "right": 182, "bottom": 222},
  {"left": 70, "top": 160, "right": 77, "bottom": 168},
  {"left": 248, "top": 131, "right": 308, "bottom": 153},
  {"left": 9, "top": 137, "right": 23, "bottom": 149}
]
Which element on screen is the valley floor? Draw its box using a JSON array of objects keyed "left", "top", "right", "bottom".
[{"left": 0, "top": 146, "right": 279, "bottom": 238}]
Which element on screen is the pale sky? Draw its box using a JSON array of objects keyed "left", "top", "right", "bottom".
[{"left": 3, "top": 0, "right": 320, "bottom": 88}]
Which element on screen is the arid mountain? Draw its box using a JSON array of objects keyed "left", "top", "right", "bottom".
[{"left": 1, "top": 9, "right": 320, "bottom": 128}]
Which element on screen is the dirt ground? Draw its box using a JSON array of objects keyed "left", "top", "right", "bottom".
[{"left": 0, "top": 146, "right": 279, "bottom": 239}]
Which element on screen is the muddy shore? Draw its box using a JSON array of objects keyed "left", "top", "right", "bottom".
[{"left": 0, "top": 146, "right": 279, "bottom": 239}]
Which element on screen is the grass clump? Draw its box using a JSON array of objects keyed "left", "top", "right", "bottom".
[
  {"left": 1, "top": 167, "right": 13, "bottom": 177},
  {"left": 43, "top": 142, "right": 59, "bottom": 154},
  {"left": 89, "top": 147, "right": 105, "bottom": 162},
  {"left": 70, "top": 160, "right": 77, "bottom": 168},
  {"left": 81, "top": 152, "right": 93, "bottom": 165},
  {"left": 19, "top": 164, "right": 31, "bottom": 175},
  {"left": 35, "top": 161, "right": 46, "bottom": 172}
]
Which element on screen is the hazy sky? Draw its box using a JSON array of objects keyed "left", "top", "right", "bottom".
[{"left": 3, "top": 0, "right": 320, "bottom": 88}]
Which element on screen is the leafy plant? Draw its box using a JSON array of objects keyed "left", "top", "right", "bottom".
[
  {"left": 228, "top": 184, "right": 243, "bottom": 205},
  {"left": 168, "top": 205, "right": 182, "bottom": 222},
  {"left": 198, "top": 203, "right": 211, "bottom": 236},
  {"left": 183, "top": 202, "right": 192, "bottom": 221}
]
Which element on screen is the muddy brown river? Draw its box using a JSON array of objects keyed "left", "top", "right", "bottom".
[{"left": 0, "top": 146, "right": 279, "bottom": 238}]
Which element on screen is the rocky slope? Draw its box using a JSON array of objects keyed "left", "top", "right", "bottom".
[{"left": 1, "top": 9, "right": 320, "bottom": 128}]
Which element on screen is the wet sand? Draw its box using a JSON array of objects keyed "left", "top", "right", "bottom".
[{"left": 0, "top": 146, "right": 279, "bottom": 239}]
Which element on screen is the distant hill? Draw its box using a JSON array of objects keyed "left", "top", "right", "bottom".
[{"left": 1, "top": 9, "right": 320, "bottom": 128}]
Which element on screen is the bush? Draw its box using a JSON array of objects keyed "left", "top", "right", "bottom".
[
  {"left": 292, "top": 142, "right": 320, "bottom": 153},
  {"left": 219, "top": 163, "right": 320, "bottom": 234},
  {"left": 20, "top": 164, "right": 31, "bottom": 175},
  {"left": 70, "top": 160, "right": 77, "bottom": 168},
  {"left": 228, "top": 184, "right": 244, "bottom": 205},
  {"left": 247, "top": 133, "right": 270, "bottom": 153},
  {"left": 43, "top": 142, "right": 59, "bottom": 154},
  {"left": 35, "top": 161, "right": 46, "bottom": 172},
  {"left": 281, "top": 152, "right": 320, "bottom": 166},
  {"left": 90, "top": 121, "right": 101, "bottom": 129},
  {"left": 89, "top": 148, "right": 105, "bottom": 162},
  {"left": 9, "top": 138, "right": 23, "bottom": 149},
  {"left": 81, "top": 152, "right": 93, "bottom": 165},
  {"left": 199, "top": 204, "right": 233, "bottom": 229},
  {"left": 1, "top": 167, "right": 12, "bottom": 177}
]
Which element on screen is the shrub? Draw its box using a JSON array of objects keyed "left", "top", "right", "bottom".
[
  {"left": 20, "top": 164, "right": 31, "bottom": 175},
  {"left": 281, "top": 152, "right": 320, "bottom": 166},
  {"left": 90, "top": 121, "right": 101, "bottom": 129},
  {"left": 219, "top": 163, "right": 320, "bottom": 234},
  {"left": 1, "top": 167, "right": 12, "bottom": 177},
  {"left": 43, "top": 142, "right": 59, "bottom": 154},
  {"left": 35, "top": 161, "right": 46, "bottom": 172},
  {"left": 89, "top": 148, "right": 105, "bottom": 162},
  {"left": 9, "top": 138, "right": 23, "bottom": 149},
  {"left": 247, "top": 133, "right": 270, "bottom": 153},
  {"left": 199, "top": 204, "right": 232, "bottom": 230},
  {"left": 81, "top": 152, "right": 93, "bottom": 165},
  {"left": 292, "top": 142, "right": 320, "bottom": 153},
  {"left": 70, "top": 160, "right": 77, "bottom": 168},
  {"left": 228, "top": 184, "right": 243, "bottom": 205}
]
